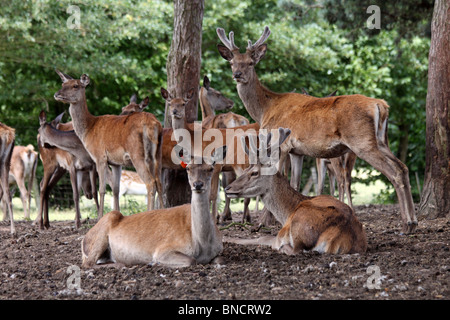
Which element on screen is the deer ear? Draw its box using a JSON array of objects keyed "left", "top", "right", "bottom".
[
  {"left": 185, "top": 88, "right": 195, "bottom": 101},
  {"left": 39, "top": 110, "right": 47, "bottom": 126},
  {"left": 251, "top": 44, "right": 267, "bottom": 64},
  {"left": 203, "top": 75, "right": 210, "bottom": 90},
  {"left": 80, "top": 74, "right": 90, "bottom": 87},
  {"left": 140, "top": 97, "right": 150, "bottom": 109},
  {"left": 160, "top": 87, "right": 171, "bottom": 101},
  {"left": 55, "top": 69, "right": 73, "bottom": 83},
  {"left": 130, "top": 93, "right": 138, "bottom": 103},
  {"left": 217, "top": 44, "right": 234, "bottom": 61},
  {"left": 53, "top": 111, "right": 65, "bottom": 126}
]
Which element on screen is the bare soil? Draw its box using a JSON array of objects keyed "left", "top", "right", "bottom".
[{"left": 0, "top": 204, "right": 448, "bottom": 301}]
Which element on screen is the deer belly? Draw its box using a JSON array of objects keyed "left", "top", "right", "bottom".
[
  {"left": 108, "top": 234, "right": 155, "bottom": 265},
  {"left": 289, "top": 138, "right": 349, "bottom": 158}
]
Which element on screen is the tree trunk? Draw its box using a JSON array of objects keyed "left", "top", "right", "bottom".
[
  {"left": 162, "top": 0, "right": 204, "bottom": 207},
  {"left": 418, "top": 0, "right": 450, "bottom": 219}
]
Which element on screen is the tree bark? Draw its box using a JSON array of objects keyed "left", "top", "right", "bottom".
[
  {"left": 162, "top": 0, "right": 204, "bottom": 207},
  {"left": 418, "top": 0, "right": 450, "bottom": 219}
]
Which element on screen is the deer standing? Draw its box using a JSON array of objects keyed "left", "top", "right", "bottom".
[
  {"left": 1, "top": 145, "right": 38, "bottom": 220},
  {"left": 217, "top": 26, "right": 417, "bottom": 233},
  {"left": 81, "top": 145, "right": 227, "bottom": 268},
  {"left": 161, "top": 87, "right": 260, "bottom": 223},
  {"left": 0, "top": 122, "right": 15, "bottom": 234},
  {"left": 53, "top": 70, "right": 164, "bottom": 219},
  {"left": 35, "top": 112, "right": 100, "bottom": 229},
  {"left": 199, "top": 75, "right": 262, "bottom": 222},
  {"left": 225, "top": 128, "right": 367, "bottom": 254}
]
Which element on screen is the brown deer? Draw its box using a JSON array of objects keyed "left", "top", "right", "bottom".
[
  {"left": 35, "top": 112, "right": 99, "bottom": 229},
  {"left": 199, "top": 75, "right": 261, "bottom": 222},
  {"left": 161, "top": 87, "right": 260, "bottom": 223},
  {"left": 1, "top": 145, "right": 38, "bottom": 220},
  {"left": 0, "top": 122, "right": 16, "bottom": 234},
  {"left": 119, "top": 94, "right": 150, "bottom": 116},
  {"left": 217, "top": 26, "right": 417, "bottom": 233},
  {"left": 224, "top": 128, "right": 367, "bottom": 254},
  {"left": 81, "top": 145, "right": 227, "bottom": 268},
  {"left": 53, "top": 70, "right": 164, "bottom": 218}
]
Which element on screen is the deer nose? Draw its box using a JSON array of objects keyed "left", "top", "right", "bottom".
[
  {"left": 193, "top": 181, "right": 204, "bottom": 190},
  {"left": 233, "top": 71, "right": 242, "bottom": 79},
  {"left": 172, "top": 109, "right": 178, "bottom": 115}
]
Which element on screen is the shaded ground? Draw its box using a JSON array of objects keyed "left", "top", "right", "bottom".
[{"left": 0, "top": 204, "right": 448, "bottom": 301}]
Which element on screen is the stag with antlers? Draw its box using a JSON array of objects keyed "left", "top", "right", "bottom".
[{"left": 217, "top": 26, "right": 417, "bottom": 233}]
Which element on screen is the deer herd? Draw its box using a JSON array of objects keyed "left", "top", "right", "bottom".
[{"left": 0, "top": 26, "right": 418, "bottom": 268}]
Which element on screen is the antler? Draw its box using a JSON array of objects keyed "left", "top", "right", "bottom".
[
  {"left": 247, "top": 26, "right": 271, "bottom": 51},
  {"left": 216, "top": 28, "right": 240, "bottom": 52}
]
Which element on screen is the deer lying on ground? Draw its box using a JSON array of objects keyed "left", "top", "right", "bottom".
[
  {"left": 36, "top": 111, "right": 100, "bottom": 229},
  {"left": 224, "top": 128, "right": 367, "bottom": 254},
  {"left": 1, "top": 144, "right": 38, "bottom": 220},
  {"left": 161, "top": 87, "right": 260, "bottom": 223},
  {"left": 54, "top": 70, "right": 164, "bottom": 218},
  {"left": 0, "top": 122, "right": 16, "bottom": 234},
  {"left": 217, "top": 26, "right": 417, "bottom": 233},
  {"left": 81, "top": 145, "right": 227, "bottom": 268}
]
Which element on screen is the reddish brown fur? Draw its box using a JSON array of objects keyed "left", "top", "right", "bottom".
[{"left": 0, "top": 122, "right": 15, "bottom": 234}]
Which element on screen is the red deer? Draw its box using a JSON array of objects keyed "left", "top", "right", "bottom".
[
  {"left": 0, "top": 122, "right": 15, "bottom": 234},
  {"left": 161, "top": 87, "right": 260, "bottom": 223},
  {"left": 35, "top": 112, "right": 99, "bottom": 229},
  {"left": 224, "top": 128, "right": 367, "bottom": 254},
  {"left": 1, "top": 145, "right": 38, "bottom": 220},
  {"left": 119, "top": 95, "right": 150, "bottom": 116},
  {"left": 217, "top": 26, "right": 417, "bottom": 233},
  {"left": 53, "top": 70, "right": 164, "bottom": 219},
  {"left": 81, "top": 145, "right": 227, "bottom": 268}
]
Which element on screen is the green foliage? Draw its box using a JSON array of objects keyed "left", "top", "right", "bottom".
[{"left": 0, "top": 0, "right": 430, "bottom": 205}]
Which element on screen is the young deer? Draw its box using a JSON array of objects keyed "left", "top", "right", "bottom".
[
  {"left": 0, "top": 122, "right": 16, "bottom": 234},
  {"left": 217, "top": 26, "right": 417, "bottom": 233},
  {"left": 161, "top": 87, "right": 260, "bottom": 223},
  {"left": 120, "top": 94, "right": 150, "bottom": 116},
  {"left": 81, "top": 145, "right": 227, "bottom": 268},
  {"left": 37, "top": 111, "right": 103, "bottom": 228},
  {"left": 54, "top": 70, "right": 164, "bottom": 218},
  {"left": 224, "top": 128, "right": 367, "bottom": 254},
  {"left": 2, "top": 145, "right": 38, "bottom": 220}
]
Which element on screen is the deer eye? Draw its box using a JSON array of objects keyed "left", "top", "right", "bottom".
[
  {"left": 73, "top": 84, "right": 79, "bottom": 89},
  {"left": 249, "top": 61, "right": 254, "bottom": 66},
  {"left": 251, "top": 171, "right": 258, "bottom": 177}
]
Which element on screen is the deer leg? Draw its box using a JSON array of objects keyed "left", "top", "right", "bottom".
[
  {"left": 89, "top": 169, "right": 100, "bottom": 212},
  {"left": 69, "top": 169, "right": 81, "bottom": 229},
  {"left": 356, "top": 145, "right": 416, "bottom": 233},
  {"left": 110, "top": 165, "right": 122, "bottom": 211},
  {"left": 209, "top": 167, "right": 221, "bottom": 222},
  {"left": 242, "top": 198, "right": 251, "bottom": 223},
  {"left": 16, "top": 177, "right": 30, "bottom": 220},
  {"left": 316, "top": 158, "right": 327, "bottom": 195},
  {"left": 289, "top": 154, "right": 304, "bottom": 191},
  {"left": 155, "top": 251, "right": 196, "bottom": 268},
  {"left": 96, "top": 162, "right": 109, "bottom": 219},
  {"left": 219, "top": 172, "right": 235, "bottom": 223}
]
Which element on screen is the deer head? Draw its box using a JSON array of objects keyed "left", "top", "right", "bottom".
[
  {"left": 54, "top": 69, "right": 90, "bottom": 104},
  {"left": 161, "top": 87, "right": 194, "bottom": 120},
  {"left": 216, "top": 26, "right": 271, "bottom": 84},
  {"left": 120, "top": 94, "right": 150, "bottom": 115},
  {"left": 173, "top": 144, "right": 227, "bottom": 194},
  {"left": 201, "top": 75, "right": 234, "bottom": 111},
  {"left": 225, "top": 127, "right": 290, "bottom": 198}
]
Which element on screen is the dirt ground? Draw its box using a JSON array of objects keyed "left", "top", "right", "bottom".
[{"left": 0, "top": 204, "right": 448, "bottom": 301}]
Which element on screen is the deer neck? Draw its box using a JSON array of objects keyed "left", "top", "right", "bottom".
[
  {"left": 190, "top": 188, "right": 222, "bottom": 263},
  {"left": 199, "top": 87, "right": 215, "bottom": 119},
  {"left": 68, "top": 94, "right": 95, "bottom": 143},
  {"left": 261, "top": 172, "right": 309, "bottom": 225},
  {"left": 43, "top": 126, "right": 92, "bottom": 165},
  {"left": 236, "top": 75, "right": 275, "bottom": 124}
]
